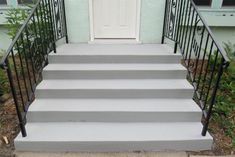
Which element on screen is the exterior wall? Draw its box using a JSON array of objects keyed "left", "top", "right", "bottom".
[
  {"left": 0, "top": 0, "right": 234, "bottom": 50},
  {"left": 140, "top": 0, "right": 165, "bottom": 43},
  {"left": 65, "top": 0, "right": 90, "bottom": 43},
  {"left": 65, "top": 0, "right": 166, "bottom": 44},
  {"left": 64, "top": 0, "right": 235, "bottom": 45}
]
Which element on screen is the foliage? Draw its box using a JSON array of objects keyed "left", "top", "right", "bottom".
[
  {"left": 211, "top": 42, "right": 235, "bottom": 148},
  {"left": 5, "top": 8, "right": 30, "bottom": 39}
]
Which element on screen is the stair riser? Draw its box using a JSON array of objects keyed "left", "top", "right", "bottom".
[
  {"left": 42, "top": 70, "right": 187, "bottom": 79},
  {"left": 27, "top": 112, "right": 201, "bottom": 122},
  {"left": 15, "top": 140, "right": 212, "bottom": 152},
  {"left": 49, "top": 55, "right": 181, "bottom": 64},
  {"left": 36, "top": 89, "right": 194, "bottom": 99}
]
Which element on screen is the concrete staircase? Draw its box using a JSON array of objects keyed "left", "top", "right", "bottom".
[{"left": 15, "top": 44, "right": 213, "bottom": 152}]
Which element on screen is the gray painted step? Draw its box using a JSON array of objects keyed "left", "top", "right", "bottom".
[
  {"left": 35, "top": 79, "right": 194, "bottom": 99},
  {"left": 15, "top": 122, "right": 213, "bottom": 152},
  {"left": 43, "top": 64, "right": 187, "bottom": 79},
  {"left": 15, "top": 44, "right": 211, "bottom": 152},
  {"left": 27, "top": 99, "right": 201, "bottom": 122},
  {"left": 49, "top": 44, "right": 181, "bottom": 64}
]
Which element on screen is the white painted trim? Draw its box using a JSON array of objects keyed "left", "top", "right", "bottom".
[
  {"left": 88, "top": 39, "right": 142, "bottom": 44},
  {"left": 136, "top": 0, "right": 141, "bottom": 42},
  {"left": 89, "top": 0, "right": 94, "bottom": 41},
  {"left": 89, "top": 0, "right": 141, "bottom": 43}
]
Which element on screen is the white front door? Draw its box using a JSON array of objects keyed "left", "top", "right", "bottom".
[{"left": 93, "top": 0, "right": 138, "bottom": 39}]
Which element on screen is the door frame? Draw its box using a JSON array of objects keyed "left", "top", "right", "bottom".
[{"left": 89, "top": 0, "right": 141, "bottom": 42}]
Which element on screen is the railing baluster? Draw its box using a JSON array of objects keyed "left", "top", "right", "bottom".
[
  {"left": 202, "top": 57, "right": 225, "bottom": 136},
  {"left": 20, "top": 33, "right": 34, "bottom": 93},
  {"left": 15, "top": 41, "right": 30, "bottom": 101},
  {"left": 25, "top": 25, "right": 37, "bottom": 84},
  {"left": 181, "top": 2, "right": 191, "bottom": 55},
  {"left": 204, "top": 49, "right": 219, "bottom": 104},
  {"left": 182, "top": 4, "right": 192, "bottom": 56},
  {"left": 192, "top": 25, "right": 205, "bottom": 83},
  {"left": 10, "top": 50, "right": 26, "bottom": 112},
  {"left": 200, "top": 40, "right": 214, "bottom": 105},
  {"left": 180, "top": 0, "right": 189, "bottom": 49},
  {"left": 4, "top": 59, "right": 27, "bottom": 137},
  {"left": 196, "top": 33, "right": 210, "bottom": 91},
  {"left": 172, "top": 0, "right": 179, "bottom": 40},
  {"left": 38, "top": 3, "right": 47, "bottom": 57},
  {"left": 185, "top": 8, "right": 195, "bottom": 60},
  {"left": 47, "top": 0, "right": 57, "bottom": 52},
  {"left": 175, "top": 0, "right": 183, "bottom": 42},
  {"left": 178, "top": 0, "right": 187, "bottom": 47},
  {"left": 187, "top": 14, "right": 198, "bottom": 67}
]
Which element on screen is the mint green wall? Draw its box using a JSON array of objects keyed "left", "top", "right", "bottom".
[
  {"left": 65, "top": 0, "right": 166, "bottom": 43},
  {"left": 0, "top": 0, "right": 235, "bottom": 47},
  {"left": 140, "top": 0, "right": 165, "bottom": 43},
  {"left": 65, "top": 0, "right": 90, "bottom": 43},
  {"left": 64, "top": 0, "right": 235, "bottom": 44}
]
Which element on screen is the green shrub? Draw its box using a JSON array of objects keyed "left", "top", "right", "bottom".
[{"left": 211, "top": 42, "right": 235, "bottom": 148}]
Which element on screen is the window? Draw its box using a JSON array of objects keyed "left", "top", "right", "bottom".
[
  {"left": 17, "top": 0, "right": 34, "bottom": 4},
  {"left": 193, "top": 0, "right": 212, "bottom": 6},
  {"left": 222, "top": 0, "right": 235, "bottom": 6},
  {"left": 0, "top": 0, "right": 7, "bottom": 5}
]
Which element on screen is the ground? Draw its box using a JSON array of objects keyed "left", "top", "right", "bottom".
[{"left": 0, "top": 94, "right": 19, "bottom": 157}]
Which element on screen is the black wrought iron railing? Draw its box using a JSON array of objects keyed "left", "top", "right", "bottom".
[
  {"left": 0, "top": 0, "right": 68, "bottom": 137},
  {"left": 162, "top": 0, "right": 230, "bottom": 136}
]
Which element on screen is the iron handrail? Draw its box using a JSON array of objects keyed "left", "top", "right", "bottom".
[
  {"left": 162, "top": 0, "right": 230, "bottom": 136},
  {"left": 189, "top": 0, "right": 230, "bottom": 62},
  {"left": 0, "top": 0, "right": 40, "bottom": 67},
  {"left": 0, "top": 0, "right": 68, "bottom": 137}
]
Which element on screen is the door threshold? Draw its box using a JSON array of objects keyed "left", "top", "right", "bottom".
[{"left": 88, "top": 39, "right": 142, "bottom": 44}]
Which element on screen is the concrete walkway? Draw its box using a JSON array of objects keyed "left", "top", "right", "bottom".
[
  {"left": 190, "top": 155, "right": 235, "bottom": 157},
  {"left": 15, "top": 152, "right": 235, "bottom": 157},
  {"left": 16, "top": 152, "right": 188, "bottom": 157}
]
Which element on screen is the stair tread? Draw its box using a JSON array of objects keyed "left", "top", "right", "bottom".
[
  {"left": 54, "top": 44, "right": 178, "bottom": 55},
  {"left": 29, "top": 99, "right": 201, "bottom": 112},
  {"left": 16, "top": 122, "right": 212, "bottom": 142},
  {"left": 37, "top": 79, "right": 193, "bottom": 90},
  {"left": 44, "top": 64, "right": 186, "bottom": 71}
]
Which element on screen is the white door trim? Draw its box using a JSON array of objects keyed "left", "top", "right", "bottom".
[{"left": 89, "top": 0, "right": 141, "bottom": 43}]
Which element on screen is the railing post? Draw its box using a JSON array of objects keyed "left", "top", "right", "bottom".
[
  {"left": 161, "top": 0, "right": 168, "bottom": 44},
  {"left": 201, "top": 58, "right": 225, "bottom": 136},
  {"left": 2, "top": 60, "right": 27, "bottom": 137},
  {"left": 174, "top": 42, "right": 178, "bottom": 54},
  {"left": 62, "top": 0, "right": 69, "bottom": 43}
]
